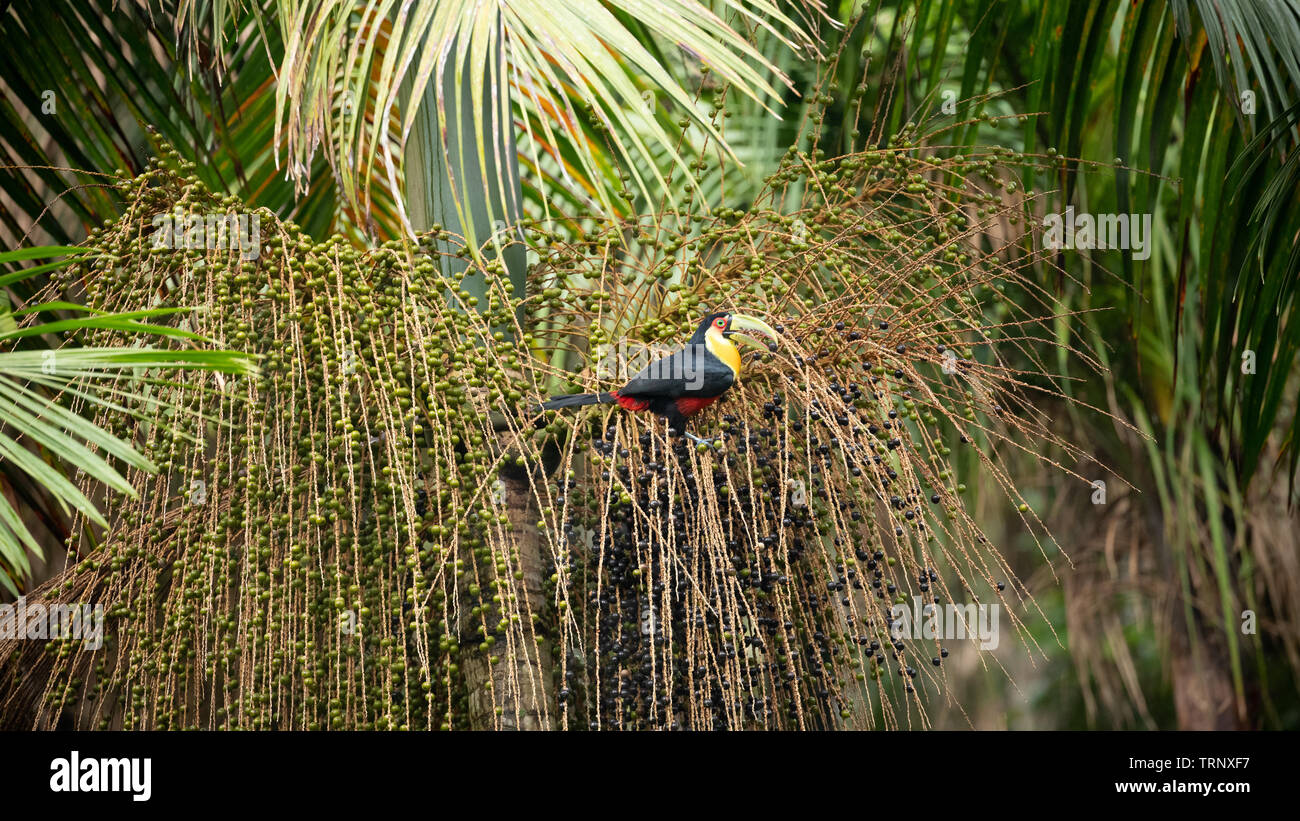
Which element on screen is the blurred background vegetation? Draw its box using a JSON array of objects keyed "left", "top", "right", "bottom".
[{"left": 1, "top": 0, "right": 1298, "bottom": 728}]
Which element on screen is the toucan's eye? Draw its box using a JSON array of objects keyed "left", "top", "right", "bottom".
[{"left": 714, "top": 318, "right": 726, "bottom": 328}]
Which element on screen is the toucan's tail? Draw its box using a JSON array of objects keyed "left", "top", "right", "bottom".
[{"left": 538, "top": 392, "right": 616, "bottom": 411}]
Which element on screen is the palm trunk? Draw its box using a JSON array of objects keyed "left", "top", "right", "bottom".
[
  {"left": 1144, "top": 490, "right": 1248, "bottom": 730},
  {"left": 1170, "top": 609, "right": 1247, "bottom": 729},
  {"left": 402, "top": 17, "right": 553, "bottom": 729},
  {"left": 460, "top": 469, "right": 554, "bottom": 730}
]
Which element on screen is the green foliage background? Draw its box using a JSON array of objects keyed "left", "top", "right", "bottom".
[{"left": 1, "top": 0, "right": 1298, "bottom": 728}]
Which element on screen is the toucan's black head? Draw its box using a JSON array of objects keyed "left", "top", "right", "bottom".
[
  {"left": 687, "top": 312, "right": 780, "bottom": 346},
  {"left": 690, "top": 312, "right": 731, "bottom": 343}
]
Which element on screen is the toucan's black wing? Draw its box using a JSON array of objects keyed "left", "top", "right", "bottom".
[{"left": 618, "top": 343, "right": 734, "bottom": 399}]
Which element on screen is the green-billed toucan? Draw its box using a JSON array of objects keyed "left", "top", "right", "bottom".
[{"left": 539, "top": 312, "right": 779, "bottom": 442}]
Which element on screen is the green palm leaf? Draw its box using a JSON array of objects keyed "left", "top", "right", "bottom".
[
  {"left": 0, "top": 246, "right": 256, "bottom": 593},
  {"left": 176, "top": 0, "right": 816, "bottom": 245}
]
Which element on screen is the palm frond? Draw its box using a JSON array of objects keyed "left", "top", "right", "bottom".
[
  {"left": 0, "top": 245, "right": 256, "bottom": 593},
  {"left": 176, "top": 0, "right": 819, "bottom": 246}
]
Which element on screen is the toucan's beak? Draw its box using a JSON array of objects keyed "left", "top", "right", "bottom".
[{"left": 726, "top": 314, "right": 779, "bottom": 351}]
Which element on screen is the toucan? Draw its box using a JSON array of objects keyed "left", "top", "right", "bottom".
[{"left": 539, "top": 312, "right": 779, "bottom": 443}]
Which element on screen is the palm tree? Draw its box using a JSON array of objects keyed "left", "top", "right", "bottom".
[
  {"left": 2, "top": 0, "right": 1298, "bottom": 731},
  {"left": 0, "top": 0, "right": 1081, "bottom": 731},
  {"left": 0, "top": 0, "right": 824, "bottom": 730}
]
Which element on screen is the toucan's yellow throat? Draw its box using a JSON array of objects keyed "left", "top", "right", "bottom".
[{"left": 705, "top": 325, "right": 742, "bottom": 377}]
